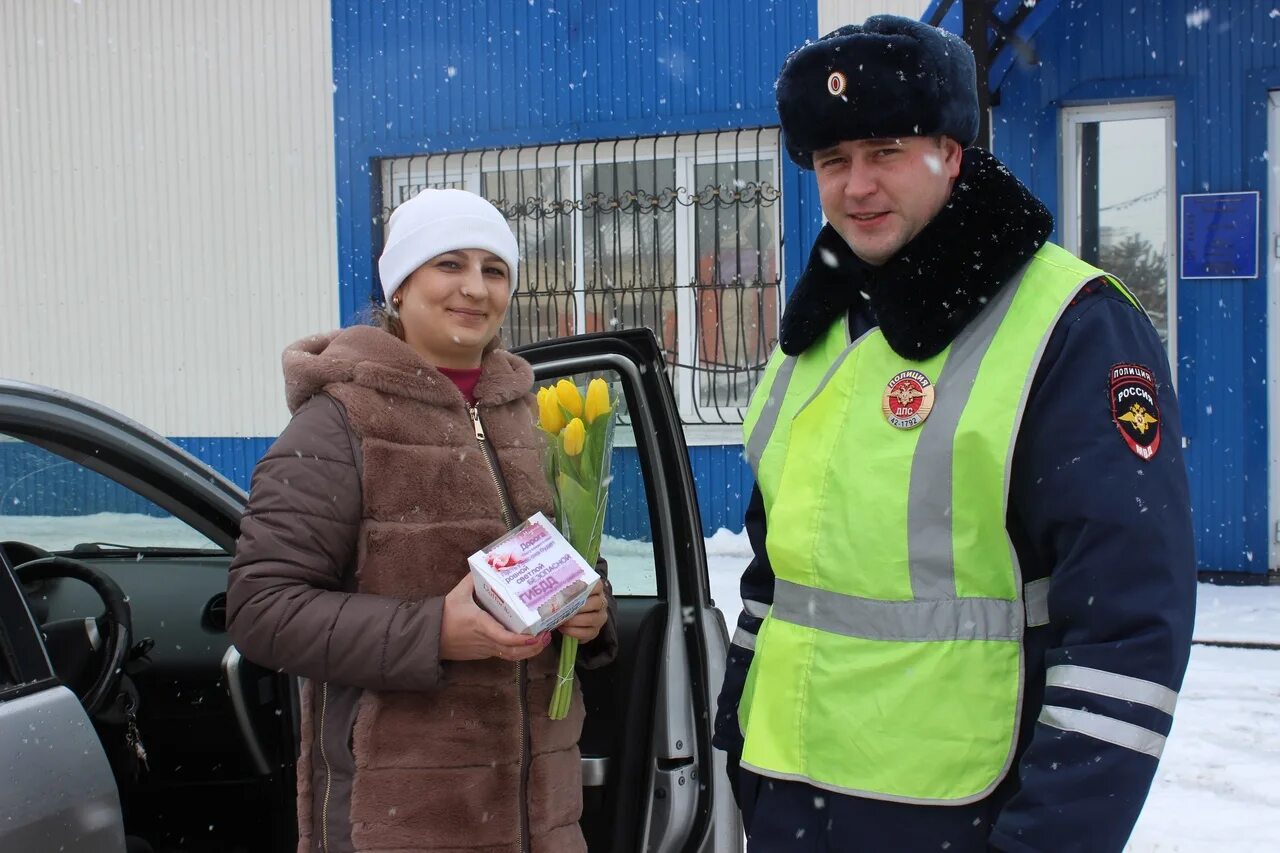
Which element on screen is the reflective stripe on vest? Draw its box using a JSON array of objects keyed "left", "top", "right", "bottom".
[{"left": 738, "top": 243, "right": 1117, "bottom": 804}]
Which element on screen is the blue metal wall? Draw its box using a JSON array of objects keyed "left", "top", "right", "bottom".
[
  {"left": 331, "top": 0, "right": 818, "bottom": 325},
  {"left": 330, "top": 0, "right": 821, "bottom": 537},
  {"left": 995, "top": 0, "right": 1279, "bottom": 573},
  {"left": 603, "top": 444, "right": 758, "bottom": 541},
  {"left": 172, "top": 438, "right": 272, "bottom": 493}
]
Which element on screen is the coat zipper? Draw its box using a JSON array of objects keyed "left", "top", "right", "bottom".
[
  {"left": 469, "top": 404, "right": 516, "bottom": 528},
  {"left": 319, "top": 681, "right": 333, "bottom": 852},
  {"left": 468, "top": 403, "right": 530, "bottom": 853},
  {"left": 517, "top": 659, "right": 530, "bottom": 853}
]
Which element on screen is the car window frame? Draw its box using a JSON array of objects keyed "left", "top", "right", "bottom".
[
  {"left": 0, "top": 382, "right": 246, "bottom": 553},
  {"left": 0, "top": 548, "right": 57, "bottom": 701}
]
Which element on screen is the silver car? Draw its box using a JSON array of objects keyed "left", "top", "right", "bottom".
[{"left": 0, "top": 330, "right": 741, "bottom": 852}]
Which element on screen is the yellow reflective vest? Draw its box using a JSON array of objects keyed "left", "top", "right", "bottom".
[{"left": 739, "top": 242, "right": 1134, "bottom": 803}]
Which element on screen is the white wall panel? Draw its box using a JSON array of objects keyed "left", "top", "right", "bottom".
[
  {"left": 1, "top": 0, "right": 337, "bottom": 437},
  {"left": 819, "top": 0, "right": 931, "bottom": 32}
]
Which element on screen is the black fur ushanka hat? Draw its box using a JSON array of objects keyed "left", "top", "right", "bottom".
[{"left": 776, "top": 15, "right": 980, "bottom": 168}]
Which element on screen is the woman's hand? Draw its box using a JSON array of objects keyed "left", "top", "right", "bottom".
[
  {"left": 441, "top": 575, "right": 551, "bottom": 661},
  {"left": 557, "top": 581, "right": 608, "bottom": 642}
]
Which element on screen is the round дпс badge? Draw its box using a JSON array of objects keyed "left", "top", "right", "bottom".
[{"left": 882, "top": 370, "right": 935, "bottom": 429}]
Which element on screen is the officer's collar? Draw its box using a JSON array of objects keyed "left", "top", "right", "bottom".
[{"left": 778, "top": 147, "right": 1054, "bottom": 361}]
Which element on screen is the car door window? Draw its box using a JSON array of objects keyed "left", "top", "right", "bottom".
[
  {"left": 0, "top": 434, "right": 220, "bottom": 553},
  {"left": 602, "top": 411, "right": 662, "bottom": 598},
  {"left": 533, "top": 369, "right": 661, "bottom": 599}
]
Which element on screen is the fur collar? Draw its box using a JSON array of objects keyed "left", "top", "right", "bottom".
[
  {"left": 779, "top": 148, "right": 1054, "bottom": 360},
  {"left": 283, "top": 325, "right": 533, "bottom": 414}
]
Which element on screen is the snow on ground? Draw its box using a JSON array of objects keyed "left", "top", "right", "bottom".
[
  {"left": 1, "top": 512, "right": 216, "bottom": 552},
  {"left": 704, "top": 527, "right": 1280, "bottom": 852},
  {"left": 1194, "top": 583, "right": 1280, "bottom": 646},
  {"left": 1128, "top": 645, "right": 1280, "bottom": 851}
]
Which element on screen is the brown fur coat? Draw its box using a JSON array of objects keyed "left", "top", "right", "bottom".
[{"left": 227, "top": 326, "right": 615, "bottom": 852}]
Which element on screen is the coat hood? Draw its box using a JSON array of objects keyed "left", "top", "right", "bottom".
[{"left": 282, "top": 325, "right": 534, "bottom": 414}]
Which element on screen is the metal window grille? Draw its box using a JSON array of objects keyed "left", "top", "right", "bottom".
[{"left": 375, "top": 128, "right": 783, "bottom": 425}]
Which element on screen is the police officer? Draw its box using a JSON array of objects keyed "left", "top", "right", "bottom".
[{"left": 713, "top": 15, "right": 1196, "bottom": 853}]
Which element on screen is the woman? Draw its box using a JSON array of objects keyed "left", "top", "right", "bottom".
[{"left": 226, "top": 188, "right": 616, "bottom": 853}]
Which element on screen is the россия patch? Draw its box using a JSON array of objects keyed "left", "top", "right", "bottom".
[{"left": 1109, "top": 363, "right": 1161, "bottom": 460}]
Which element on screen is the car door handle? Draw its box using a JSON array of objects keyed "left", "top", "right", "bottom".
[
  {"left": 581, "top": 755, "right": 609, "bottom": 787},
  {"left": 221, "top": 645, "right": 272, "bottom": 776}
]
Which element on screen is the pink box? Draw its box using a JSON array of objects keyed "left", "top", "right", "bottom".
[{"left": 468, "top": 512, "right": 600, "bottom": 635}]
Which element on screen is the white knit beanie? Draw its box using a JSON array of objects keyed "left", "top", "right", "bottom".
[{"left": 377, "top": 188, "right": 520, "bottom": 304}]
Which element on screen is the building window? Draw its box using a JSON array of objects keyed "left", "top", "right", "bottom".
[
  {"left": 377, "top": 129, "right": 783, "bottom": 427},
  {"left": 1061, "top": 102, "right": 1177, "bottom": 363}
]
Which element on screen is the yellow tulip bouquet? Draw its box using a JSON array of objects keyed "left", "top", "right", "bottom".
[{"left": 535, "top": 377, "right": 618, "bottom": 719}]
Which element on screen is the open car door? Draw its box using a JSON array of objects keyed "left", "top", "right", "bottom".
[
  {"left": 0, "top": 380, "right": 297, "bottom": 851},
  {"left": 516, "top": 329, "right": 742, "bottom": 852},
  {"left": 0, "top": 544, "right": 126, "bottom": 851}
]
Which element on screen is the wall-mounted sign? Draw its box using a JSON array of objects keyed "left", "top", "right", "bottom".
[{"left": 1180, "top": 191, "right": 1260, "bottom": 279}]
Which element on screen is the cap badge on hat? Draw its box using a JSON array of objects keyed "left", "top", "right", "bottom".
[
  {"left": 827, "top": 71, "right": 848, "bottom": 97},
  {"left": 882, "top": 370, "right": 935, "bottom": 430}
]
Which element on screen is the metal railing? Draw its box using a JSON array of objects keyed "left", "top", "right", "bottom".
[{"left": 376, "top": 128, "right": 782, "bottom": 425}]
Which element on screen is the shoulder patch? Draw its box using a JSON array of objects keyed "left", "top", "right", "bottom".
[
  {"left": 1109, "top": 363, "right": 1161, "bottom": 460},
  {"left": 1067, "top": 277, "right": 1107, "bottom": 307}
]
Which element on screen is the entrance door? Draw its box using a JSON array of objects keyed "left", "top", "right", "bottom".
[{"left": 1061, "top": 102, "right": 1177, "bottom": 363}]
